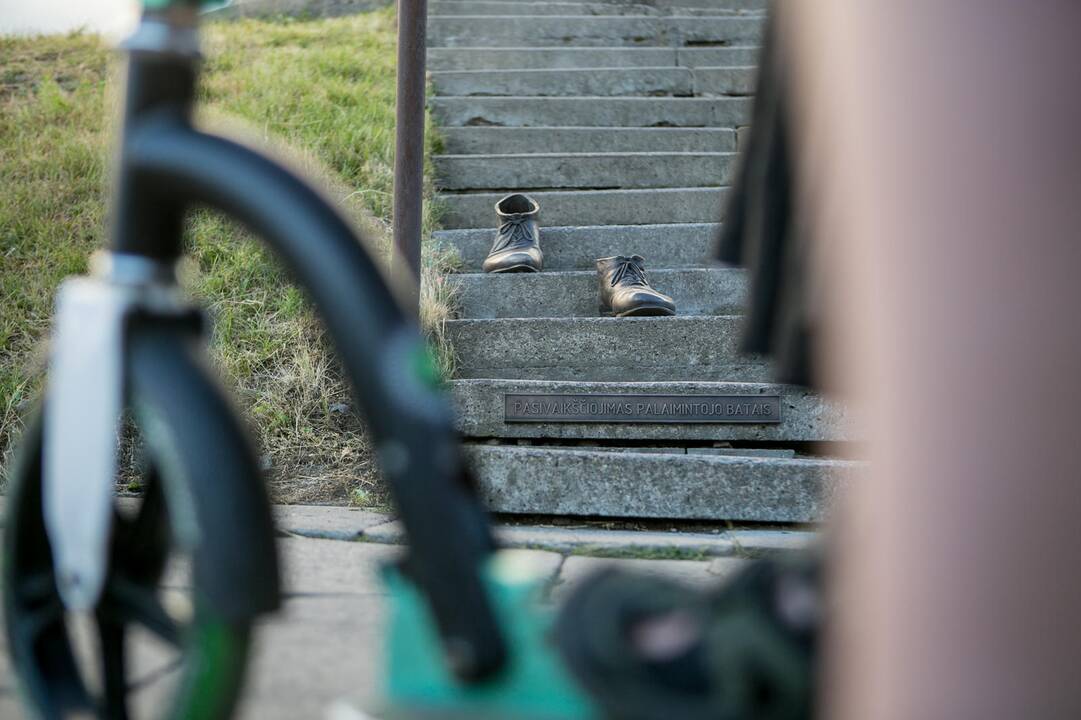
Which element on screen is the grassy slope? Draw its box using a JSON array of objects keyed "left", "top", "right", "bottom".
[{"left": 0, "top": 9, "right": 453, "bottom": 503}]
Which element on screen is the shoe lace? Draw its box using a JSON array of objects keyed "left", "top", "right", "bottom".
[
  {"left": 491, "top": 216, "right": 534, "bottom": 253},
  {"left": 611, "top": 256, "right": 649, "bottom": 287}
]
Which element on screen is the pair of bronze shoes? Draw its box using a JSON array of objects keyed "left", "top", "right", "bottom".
[{"left": 483, "top": 194, "right": 677, "bottom": 317}]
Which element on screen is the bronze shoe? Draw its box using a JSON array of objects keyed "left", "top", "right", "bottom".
[
  {"left": 483, "top": 193, "right": 543, "bottom": 273},
  {"left": 597, "top": 255, "right": 676, "bottom": 317}
]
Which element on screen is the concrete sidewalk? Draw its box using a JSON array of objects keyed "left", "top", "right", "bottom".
[{"left": 0, "top": 503, "right": 814, "bottom": 719}]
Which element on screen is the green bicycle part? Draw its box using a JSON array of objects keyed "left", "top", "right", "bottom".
[
  {"left": 379, "top": 551, "right": 600, "bottom": 719},
  {"left": 168, "top": 612, "right": 252, "bottom": 720},
  {"left": 410, "top": 343, "right": 445, "bottom": 389}
]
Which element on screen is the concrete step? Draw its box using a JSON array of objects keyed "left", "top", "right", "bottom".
[
  {"left": 451, "top": 378, "right": 851, "bottom": 442},
  {"left": 431, "top": 66, "right": 694, "bottom": 97},
  {"left": 430, "top": 96, "right": 752, "bottom": 128},
  {"left": 431, "top": 66, "right": 756, "bottom": 98},
  {"left": 437, "top": 187, "right": 726, "bottom": 228},
  {"left": 439, "top": 127, "right": 735, "bottom": 154},
  {"left": 428, "top": 1, "right": 759, "bottom": 16},
  {"left": 427, "top": 46, "right": 760, "bottom": 71},
  {"left": 590, "top": 0, "right": 767, "bottom": 9},
  {"left": 428, "top": 15, "right": 764, "bottom": 48},
  {"left": 447, "top": 315, "right": 767, "bottom": 381},
  {"left": 464, "top": 444, "right": 853, "bottom": 522},
  {"left": 451, "top": 267, "right": 744, "bottom": 318},
  {"left": 434, "top": 151, "right": 735, "bottom": 190},
  {"left": 486, "top": 0, "right": 766, "bottom": 7},
  {"left": 434, "top": 222, "right": 720, "bottom": 270},
  {"left": 695, "top": 66, "right": 757, "bottom": 96}
]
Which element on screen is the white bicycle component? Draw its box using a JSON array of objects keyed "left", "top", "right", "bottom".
[
  {"left": 44, "top": 277, "right": 128, "bottom": 610},
  {"left": 43, "top": 253, "right": 188, "bottom": 610}
]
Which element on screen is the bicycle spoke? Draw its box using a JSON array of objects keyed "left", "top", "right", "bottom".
[
  {"left": 11, "top": 571, "right": 98, "bottom": 715},
  {"left": 99, "top": 576, "right": 183, "bottom": 647},
  {"left": 14, "top": 570, "right": 65, "bottom": 639},
  {"left": 97, "top": 616, "right": 131, "bottom": 720}
]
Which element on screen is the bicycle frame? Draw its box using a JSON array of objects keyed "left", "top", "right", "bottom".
[{"left": 109, "top": 5, "right": 506, "bottom": 682}]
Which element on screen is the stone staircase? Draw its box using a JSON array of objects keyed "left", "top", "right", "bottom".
[{"left": 427, "top": 0, "right": 859, "bottom": 523}]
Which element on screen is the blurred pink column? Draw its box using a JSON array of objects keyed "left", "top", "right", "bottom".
[{"left": 784, "top": 2, "right": 1081, "bottom": 718}]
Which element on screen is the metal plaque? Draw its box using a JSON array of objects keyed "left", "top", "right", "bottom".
[{"left": 504, "top": 394, "right": 782, "bottom": 424}]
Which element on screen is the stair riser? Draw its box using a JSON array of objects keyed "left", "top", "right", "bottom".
[
  {"left": 465, "top": 445, "right": 852, "bottom": 522},
  {"left": 430, "top": 96, "right": 752, "bottom": 128},
  {"left": 437, "top": 187, "right": 726, "bottom": 228},
  {"left": 434, "top": 223, "right": 720, "bottom": 270},
  {"left": 452, "top": 379, "right": 853, "bottom": 442},
  {"left": 447, "top": 316, "right": 768, "bottom": 381},
  {"left": 482, "top": 0, "right": 765, "bottom": 7},
  {"left": 428, "top": 46, "right": 760, "bottom": 71},
  {"left": 435, "top": 152, "right": 735, "bottom": 191},
  {"left": 695, "top": 66, "right": 757, "bottom": 96},
  {"left": 440, "top": 127, "right": 735, "bottom": 155},
  {"left": 432, "top": 67, "right": 757, "bottom": 98},
  {"left": 429, "top": 1, "right": 761, "bottom": 16},
  {"left": 600, "top": 0, "right": 767, "bottom": 8},
  {"left": 431, "top": 67, "right": 694, "bottom": 97},
  {"left": 452, "top": 267, "right": 745, "bottom": 318},
  {"left": 428, "top": 16, "right": 765, "bottom": 49}
]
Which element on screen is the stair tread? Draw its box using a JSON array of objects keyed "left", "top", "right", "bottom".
[
  {"left": 447, "top": 315, "right": 769, "bottom": 382},
  {"left": 439, "top": 126, "right": 736, "bottom": 154},
  {"left": 437, "top": 150, "right": 733, "bottom": 156},
  {"left": 435, "top": 152, "right": 734, "bottom": 191},
  {"left": 452, "top": 266, "right": 725, "bottom": 275},
  {"left": 464, "top": 444, "right": 855, "bottom": 522},
  {"left": 431, "top": 66, "right": 755, "bottom": 98},
  {"left": 430, "top": 95, "right": 752, "bottom": 128},
  {"left": 429, "top": 1, "right": 765, "bottom": 17},
  {"left": 438, "top": 186, "right": 727, "bottom": 228},
  {"left": 434, "top": 221, "right": 720, "bottom": 270},
  {"left": 428, "top": 46, "right": 761, "bottom": 71},
  {"left": 452, "top": 266, "right": 743, "bottom": 318}
]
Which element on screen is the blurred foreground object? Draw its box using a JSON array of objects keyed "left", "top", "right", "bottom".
[
  {"left": 4, "top": 0, "right": 503, "bottom": 715},
  {"left": 554, "top": 556, "right": 820, "bottom": 720},
  {"left": 776, "top": 2, "right": 1081, "bottom": 717}
]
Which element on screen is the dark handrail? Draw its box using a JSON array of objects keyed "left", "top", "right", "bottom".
[{"left": 392, "top": 0, "right": 429, "bottom": 315}]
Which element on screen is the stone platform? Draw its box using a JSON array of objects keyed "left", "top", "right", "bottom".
[{"left": 427, "top": 0, "right": 857, "bottom": 523}]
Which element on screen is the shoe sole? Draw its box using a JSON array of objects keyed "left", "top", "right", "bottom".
[
  {"left": 617, "top": 306, "right": 676, "bottom": 317},
  {"left": 487, "top": 264, "right": 541, "bottom": 274},
  {"left": 600, "top": 303, "right": 677, "bottom": 317}
]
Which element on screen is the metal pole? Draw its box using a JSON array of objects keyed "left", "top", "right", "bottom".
[{"left": 392, "top": 0, "right": 428, "bottom": 316}]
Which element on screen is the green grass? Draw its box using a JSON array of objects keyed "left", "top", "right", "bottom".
[{"left": 0, "top": 9, "right": 456, "bottom": 504}]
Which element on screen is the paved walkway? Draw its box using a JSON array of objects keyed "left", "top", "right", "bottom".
[{"left": 0, "top": 501, "right": 813, "bottom": 719}]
